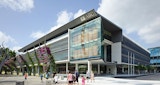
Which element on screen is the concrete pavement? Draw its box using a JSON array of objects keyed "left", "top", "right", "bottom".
[{"left": 1, "top": 74, "right": 160, "bottom": 85}]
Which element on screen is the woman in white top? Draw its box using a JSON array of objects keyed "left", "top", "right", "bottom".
[
  {"left": 54, "top": 74, "right": 58, "bottom": 84},
  {"left": 90, "top": 71, "right": 95, "bottom": 83}
]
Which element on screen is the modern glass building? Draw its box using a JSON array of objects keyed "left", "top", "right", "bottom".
[
  {"left": 148, "top": 47, "right": 160, "bottom": 72},
  {"left": 18, "top": 9, "right": 150, "bottom": 75}
]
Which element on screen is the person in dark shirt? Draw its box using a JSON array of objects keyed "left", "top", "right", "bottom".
[{"left": 74, "top": 70, "right": 80, "bottom": 83}]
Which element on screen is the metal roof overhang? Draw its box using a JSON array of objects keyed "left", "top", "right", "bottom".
[
  {"left": 19, "top": 9, "right": 123, "bottom": 52},
  {"left": 102, "top": 17, "right": 122, "bottom": 32},
  {"left": 19, "top": 9, "right": 100, "bottom": 52},
  {"left": 102, "top": 16, "right": 123, "bottom": 42}
]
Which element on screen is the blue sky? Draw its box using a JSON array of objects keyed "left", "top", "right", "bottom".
[{"left": 0, "top": 0, "right": 160, "bottom": 52}]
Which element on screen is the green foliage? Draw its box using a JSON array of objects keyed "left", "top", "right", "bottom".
[
  {"left": 9, "top": 50, "right": 16, "bottom": 58},
  {"left": 0, "top": 46, "right": 17, "bottom": 73},
  {"left": 27, "top": 52, "right": 35, "bottom": 76},
  {"left": 48, "top": 54, "right": 56, "bottom": 73},
  {"left": 19, "top": 55, "right": 31, "bottom": 75},
  {"left": 135, "top": 64, "right": 144, "bottom": 70},
  {"left": 34, "top": 50, "right": 41, "bottom": 75}
]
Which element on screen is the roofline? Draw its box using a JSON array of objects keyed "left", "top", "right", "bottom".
[{"left": 19, "top": 9, "right": 100, "bottom": 52}]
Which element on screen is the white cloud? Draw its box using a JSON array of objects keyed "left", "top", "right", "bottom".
[
  {"left": 138, "top": 17, "right": 160, "bottom": 44},
  {"left": 0, "top": 31, "right": 17, "bottom": 47},
  {"left": 0, "top": 0, "right": 34, "bottom": 12},
  {"left": 97, "top": 0, "right": 160, "bottom": 44},
  {"left": 30, "top": 31, "right": 45, "bottom": 39},
  {"left": 31, "top": 10, "right": 73, "bottom": 39},
  {"left": 31, "top": 9, "right": 86, "bottom": 39},
  {"left": 11, "top": 46, "right": 22, "bottom": 53},
  {"left": 49, "top": 10, "right": 73, "bottom": 32},
  {"left": 57, "top": 11, "right": 73, "bottom": 26},
  {"left": 74, "top": 9, "right": 86, "bottom": 19}
]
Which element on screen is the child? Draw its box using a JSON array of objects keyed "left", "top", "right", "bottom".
[
  {"left": 24, "top": 73, "right": 28, "bottom": 80},
  {"left": 81, "top": 75, "right": 85, "bottom": 85}
]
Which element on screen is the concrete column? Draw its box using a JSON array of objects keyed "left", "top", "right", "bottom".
[
  {"left": 98, "top": 64, "right": 100, "bottom": 74},
  {"left": 114, "top": 65, "right": 117, "bottom": 75},
  {"left": 88, "top": 60, "right": 91, "bottom": 73},
  {"left": 66, "top": 63, "right": 68, "bottom": 74},
  {"left": 31, "top": 66, "right": 33, "bottom": 76},
  {"left": 38, "top": 66, "right": 40, "bottom": 75},
  {"left": 104, "top": 45, "right": 107, "bottom": 62},
  {"left": 22, "top": 67, "right": 25, "bottom": 75},
  {"left": 128, "top": 52, "right": 129, "bottom": 75},
  {"left": 131, "top": 52, "right": 132, "bottom": 75},
  {"left": 122, "top": 66, "right": 124, "bottom": 73},
  {"left": 75, "top": 63, "right": 78, "bottom": 71},
  {"left": 133, "top": 54, "right": 135, "bottom": 75},
  {"left": 106, "top": 65, "right": 107, "bottom": 73}
]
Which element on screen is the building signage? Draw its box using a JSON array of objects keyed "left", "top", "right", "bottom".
[{"left": 80, "top": 10, "right": 97, "bottom": 22}]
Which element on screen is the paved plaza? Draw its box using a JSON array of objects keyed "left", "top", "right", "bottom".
[{"left": 1, "top": 73, "right": 160, "bottom": 85}]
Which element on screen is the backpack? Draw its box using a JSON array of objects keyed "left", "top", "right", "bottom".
[{"left": 72, "top": 75, "right": 76, "bottom": 81}]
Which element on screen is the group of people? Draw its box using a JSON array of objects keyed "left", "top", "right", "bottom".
[
  {"left": 67, "top": 70, "right": 95, "bottom": 85},
  {"left": 25, "top": 70, "right": 95, "bottom": 85},
  {"left": 67, "top": 70, "right": 80, "bottom": 85},
  {"left": 40, "top": 71, "right": 59, "bottom": 84}
]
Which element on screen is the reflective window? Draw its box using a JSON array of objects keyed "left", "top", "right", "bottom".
[
  {"left": 49, "top": 38, "right": 68, "bottom": 61},
  {"left": 148, "top": 48, "right": 160, "bottom": 57},
  {"left": 70, "top": 17, "right": 102, "bottom": 60},
  {"left": 122, "top": 36, "right": 150, "bottom": 65}
]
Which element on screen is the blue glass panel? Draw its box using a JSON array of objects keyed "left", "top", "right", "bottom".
[{"left": 148, "top": 48, "right": 160, "bottom": 57}]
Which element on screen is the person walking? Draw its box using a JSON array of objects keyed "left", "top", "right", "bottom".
[
  {"left": 75, "top": 70, "right": 80, "bottom": 83},
  {"left": 40, "top": 73, "right": 43, "bottom": 83},
  {"left": 67, "top": 71, "right": 73, "bottom": 85},
  {"left": 46, "top": 72, "right": 49, "bottom": 79},
  {"left": 86, "top": 70, "right": 90, "bottom": 82},
  {"left": 54, "top": 73, "right": 58, "bottom": 84},
  {"left": 24, "top": 72, "right": 28, "bottom": 80},
  {"left": 90, "top": 71, "right": 95, "bottom": 83}
]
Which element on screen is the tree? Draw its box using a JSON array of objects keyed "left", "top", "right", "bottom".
[
  {"left": 45, "top": 46, "right": 56, "bottom": 73},
  {"left": 0, "top": 47, "right": 17, "bottom": 74},
  {"left": 34, "top": 50, "right": 42, "bottom": 75},
  {"left": 27, "top": 52, "right": 36, "bottom": 76}
]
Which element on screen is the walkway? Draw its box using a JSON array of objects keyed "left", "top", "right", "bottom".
[{"left": 1, "top": 74, "right": 160, "bottom": 85}]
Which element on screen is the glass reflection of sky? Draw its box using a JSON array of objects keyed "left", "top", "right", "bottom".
[{"left": 149, "top": 48, "right": 160, "bottom": 57}]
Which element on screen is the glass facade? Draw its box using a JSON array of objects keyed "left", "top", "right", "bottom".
[
  {"left": 122, "top": 37, "right": 150, "bottom": 65},
  {"left": 148, "top": 47, "right": 160, "bottom": 65},
  {"left": 70, "top": 17, "right": 102, "bottom": 60},
  {"left": 49, "top": 38, "right": 68, "bottom": 61},
  {"left": 149, "top": 47, "right": 160, "bottom": 57},
  {"left": 122, "top": 47, "right": 150, "bottom": 65}
]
